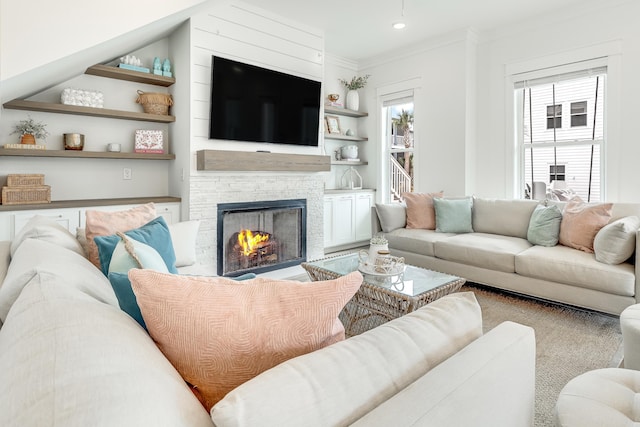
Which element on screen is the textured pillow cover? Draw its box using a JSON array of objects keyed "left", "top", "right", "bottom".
[
  {"left": 594, "top": 216, "right": 640, "bottom": 264},
  {"left": 527, "top": 204, "right": 563, "bottom": 246},
  {"left": 402, "top": 191, "right": 443, "bottom": 229},
  {"left": 433, "top": 197, "right": 474, "bottom": 233},
  {"left": 85, "top": 203, "right": 157, "bottom": 268},
  {"left": 559, "top": 197, "right": 613, "bottom": 253},
  {"left": 129, "top": 269, "right": 363, "bottom": 411},
  {"left": 168, "top": 220, "right": 200, "bottom": 267}
]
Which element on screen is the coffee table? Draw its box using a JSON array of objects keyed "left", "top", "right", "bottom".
[{"left": 302, "top": 253, "right": 465, "bottom": 336}]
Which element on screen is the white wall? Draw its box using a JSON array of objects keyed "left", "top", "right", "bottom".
[{"left": 475, "top": 0, "right": 640, "bottom": 202}]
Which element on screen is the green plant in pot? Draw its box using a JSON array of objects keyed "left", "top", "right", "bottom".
[{"left": 11, "top": 116, "right": 49, "bottom": 144}]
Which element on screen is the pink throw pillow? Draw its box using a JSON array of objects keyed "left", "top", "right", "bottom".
[
  {"left": 85, "top": 203, "right": 157, "bottom": 268},
  {"left": 559, "top": 197, "right": 613, "bottom": 253},
  {"left": 128, "top": 269, "right": 363, "bottom": 411},
  {"left": 402, "top": 191, "right": 444, "bottom": 229}
]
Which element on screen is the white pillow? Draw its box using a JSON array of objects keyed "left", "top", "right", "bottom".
[
  {"left": 375, "top": 203, "right": 407, "bottom": 233},
  {"left": 594, "top": 216, "right": 640, "bottom": 265},
  {"left": 11, "top": 215, "right": 84, "bottom": 258},
  {"left": 168, "top": 220, "right": 200, "bottom": 267}
]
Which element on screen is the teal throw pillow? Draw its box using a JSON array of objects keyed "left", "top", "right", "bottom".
[
  {"left": 434, "top": 197, "right": 473, "bottom": 233},
  {"left": 94, "top": 216, "right": 178, "bottom": 276},
  {"left": 527, "top": 204, "right": 562, "bottom": 246}
]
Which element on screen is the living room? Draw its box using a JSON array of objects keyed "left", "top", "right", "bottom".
[{"left": 1, "top": 0, "right": 640, "bottom": 426}]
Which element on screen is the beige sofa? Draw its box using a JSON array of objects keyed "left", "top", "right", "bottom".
[
  {"left": 0, "top": 215, "right": 536, "bottom": 426},
  {"left": 373, "top": 197, "right": 640, "bottom": 315}
]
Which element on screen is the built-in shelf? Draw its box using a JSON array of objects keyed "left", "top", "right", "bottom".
[
  {"left": 0, "top": 196, "right": 181, "bottom": 212},
  {"left": 85, "top": 64, "right": 175, "bottom": 87},
  {"left": 324, "top": 133, "right": 368, "bottom": 142},
  {"left": 331, "top": 160, "right": 368, "bottom": 166},
  {"left": 325, "top": 106, "right": 368, "bottom": 118},
  {"left": 2, "top": 99, "right": 175, "bottom": 123},
  {"left": 197, "top": 150, "right": 330, "bottom": 172},
  {"left": 0, "top": 148, "right": 174, "bottom": 160}
]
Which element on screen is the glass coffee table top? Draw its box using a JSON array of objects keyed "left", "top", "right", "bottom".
[{"left": 304, "top": 252, "right": 461, "bottom": 297}]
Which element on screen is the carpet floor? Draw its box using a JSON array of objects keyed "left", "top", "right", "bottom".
[{"left": 461, "top": 283, "right": 623, "bottom": 427}]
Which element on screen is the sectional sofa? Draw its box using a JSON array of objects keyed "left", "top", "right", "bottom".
[
  {"left": 373, "top": 197, "right": 640, "bottom": 315},
  {"left": 0, "top": 212, "right": 536, "bottom": 426}
]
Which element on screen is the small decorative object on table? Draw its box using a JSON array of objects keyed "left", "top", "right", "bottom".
[
  {"left": 339, "top": 74, "right": 371, "bottom": 111},
  {"left": 10, "top": 116, "right": 49, "bottom": 146},
  {"left": 365, "top": 234, "right": 389, "bottom": 264},
  {"left": 134, "top": 130, "right": 164, "bottom": 153}
]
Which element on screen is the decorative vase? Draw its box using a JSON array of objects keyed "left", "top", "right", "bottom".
[
  {"left": 346, "top": 90, "right": 359, "bottom": 111},
  {"left": 20, "top": 134, "right": 36, "bottom": 144}
]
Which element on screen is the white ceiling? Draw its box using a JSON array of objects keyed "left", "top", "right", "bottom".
[{"left": 240, "top": 0, "right": 593, "bottom": 61}]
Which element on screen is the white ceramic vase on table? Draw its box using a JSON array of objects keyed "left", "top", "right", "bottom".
[{"left": 346, "top": 90, "right": 359, "bottom": 111}]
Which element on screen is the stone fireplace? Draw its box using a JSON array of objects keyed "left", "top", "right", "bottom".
[{"left": 217, "top": 199, "right": 306, "bottom": 276}]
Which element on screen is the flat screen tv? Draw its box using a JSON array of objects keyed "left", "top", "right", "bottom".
[{"left": 209, "top": 56, "right": 321, "bottom": 147}]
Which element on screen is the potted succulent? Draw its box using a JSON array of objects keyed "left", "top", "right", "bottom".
[
  {"left": 339, "top": 74, "right": 371, "bottom": 111},
  {"left": 11, "top": 116, "right": 49, "bottom": 144}
]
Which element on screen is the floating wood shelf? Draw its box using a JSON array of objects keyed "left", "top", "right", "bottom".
[
  {"left": 85, "top": 64, "right": 175, "bottom": 87},
  {"left": 331, "top": 160, "right": 368, "bottom": 166},
  {"left": 0, "top": 196, "right": 181, "bottom": 212},
  {"left": 325, "top": 106, "right": 368, "bottom": 118},
  {"left": 324, "top": 133, "right": 368, "bottom": 142},
  {"left": 196, "top": 150, "right": 330, "bottom": 172},
  {"left": 0, "top": 148, "right": 174, "bottom": 160},
  {"left": 2, "top": 99, "right": 175, "bottom": 123}
]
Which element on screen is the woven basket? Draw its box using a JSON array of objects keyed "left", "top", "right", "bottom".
[
  {"left": 7, "top": 173, "right": 45, "bottom": 187},
  {"left": 136, "top": 90, "right": 173, "bottom": 115},
  {"left": 2, "top": 185, "right": 51, "bottom": 205}
]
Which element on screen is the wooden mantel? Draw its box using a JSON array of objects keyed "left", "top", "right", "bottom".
[{"left": 196, "top": 150, "right": 331, "bottom": 172}]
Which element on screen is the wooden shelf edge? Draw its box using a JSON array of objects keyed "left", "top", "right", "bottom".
[
  {"left": 331, "top": 161, "right": 368, "bottom": 166},
  {"left": 0, "top": 148, "right": 175, "bottom": 160},
  {"left": 324, "top": 106, "right": 368, "bottom": 118},
  {"left": 3, "top": 99, "right": 175, "bottom": 123},
  {"left": 85, "top": 64, "right": 175, "bottom": 87},
  {"left": 196, "top": 150, "right": 330, "bottom": 172},
  {"left": 324, "top": 133, "right": 368, "bottom": 142},
  {"left": 0, "top": 196, "right": 181, "bottom": 212}
]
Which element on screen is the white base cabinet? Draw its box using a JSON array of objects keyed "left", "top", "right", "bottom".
[{"left": 324, "top": 190, "right": 374, "bottom": 250}]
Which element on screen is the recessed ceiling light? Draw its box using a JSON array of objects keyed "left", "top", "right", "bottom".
[{"left": 392, "top": 22, "right": 406, "bottom": 30}]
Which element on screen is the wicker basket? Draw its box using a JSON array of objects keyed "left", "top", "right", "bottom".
[
  {"left": 136, "top": 90, "right": 173, "bottom": 115},
  {"left": 7, "top": 173, "right": 45, "bottom": 187},
  {"left": 2, "top": 185, "right": 51, "bottom": 205}
]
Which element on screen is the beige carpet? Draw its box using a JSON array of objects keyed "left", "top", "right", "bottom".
[{"left": 462, "top": 283, "right": 623, "bottom": 427}]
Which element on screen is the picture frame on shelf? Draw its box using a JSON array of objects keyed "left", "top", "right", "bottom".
[{"left": 325, "top": 115, "right": 341, "bottom": 134}]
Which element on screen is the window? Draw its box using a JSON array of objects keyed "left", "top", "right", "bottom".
[
  {"left": 546, "top": 104, "right": 562, "bottom": 129},
  {"left": 571, "top": 101, "right": 588, "bottom": 127},
  {"left": 514, "top": 65, "right": 606, "bottom": 202}
]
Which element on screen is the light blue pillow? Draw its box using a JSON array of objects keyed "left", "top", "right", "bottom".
[
  {"left": 527, "top": 204, "right": 562, "bottom": 246},
  {"left": 434, "top": 197, "right": 473, "bottom": 233},
  {"left": 108, "top": 237, "right": 170, "bottom": 274}
]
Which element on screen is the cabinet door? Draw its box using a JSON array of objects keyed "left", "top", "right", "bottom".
[
  {"left": 354, "top": 193, "right": 373, "bottom": 241},
  {"left": 13, "top": 209, "right": 80, "bottom": 238},
  {"left": 323, "top": 196, "right": 335, "bottom": 247},
  {"left": 332, "top": 195, "right": 355, "bottom": 246},
  {"left": 155, "top": 203, "right": 181, "bottom": 224}
]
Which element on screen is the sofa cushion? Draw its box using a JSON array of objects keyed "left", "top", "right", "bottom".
[
  {"left": 434, "top": 233, "right": 532, "bottom": 273},
  {"left": 375, "top": 203, "right": 407, "bottom": 232},
  {"left": 594, "top": 216, "right": 640, "bottom": 265},
  {"left": 0, "top": 272, "right": 213, "bottom": 427},
  {"left": 473, "top": 198, "right": 539, "bottom": 239},
  {"left": 10, "top": 214, "right": 85, "bottom": 257},
  {"left": 515, "top": 245, "right": 635, "bottom": 296},
  {"left": 559, "top": 198, "right": 613, "bottom": 253},
  {"left": 527, "top": 204, "right": 563, "bottom": 247},
  {"left": 210, "top": 292, "right": 483, "bottom": 427},
  {"left": 434, "top": 197, "right": 474, "bottom": 233},
  {"left": 403, "top": 191, "right": 442, "bottom": 229},
  {"left": 85, "top": 203, "right": 157, "bottom": 268},
  {"left": 0, "top": 239, "right": 118, "bottom": 323},
  {"left": 168, "top": 220, "right": 200, "bottom": 267},
  {"left": 129, "top": 269, "right": 363, "bottom": 411},
  {"left": 386, "top": 228, "right": 455, "bottom": 257}
]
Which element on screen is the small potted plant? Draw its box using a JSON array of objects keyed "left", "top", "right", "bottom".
[
  {"left": 11, "top": 116, "right": 49, "bottom": 144},
  {"left": 339, "top": 74, "right": 371, "bottom": 111},
  {"left": 367, "top": 234, "right": 389, "bottom": 262}
]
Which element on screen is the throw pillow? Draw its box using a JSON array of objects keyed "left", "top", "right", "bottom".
[
  {"left": 433, "top": 197, "right": 474, "bottom": 233},
  {"left": 128, "top": 269, "right": 363, "bottom": 411},
  {"left": 527, "top": 204, "right": 563, "bottom": 247},
  {"left": 375, "top": 203, "right": 407, "bottom": 233},
  {"left": 10, "top": 215, "right": 85, "bottom": 257},
  {"left": 168, "top": 220, "right": 200, "bottom": 267},
  {"left": 559, "top": 197, "right": 613, "bottom": 253},
  {"left": 93, "top": 216, "right": 178, "bottom": 276},
  {"left": 85, "top": 203, "right": 157, "bottom": 268},
  {"left": 402, "top": 191, "right": 443, "bottom": 229},
  {"left": 594, "top": 216, "right": 640, "bottom": 264}
]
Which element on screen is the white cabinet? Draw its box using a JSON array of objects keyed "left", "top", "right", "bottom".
[
  {"left": 13, "top": 209, "right": 80, "bottom": 237},
  {"left": 324, "top": 190, "right": 374, "bottom": 250}
]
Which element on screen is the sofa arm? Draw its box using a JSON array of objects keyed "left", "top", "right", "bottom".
[{"left": 351, "top": 321, "right": 536, "bottom": 427}]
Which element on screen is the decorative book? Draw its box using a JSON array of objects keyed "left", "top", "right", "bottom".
[
  {"left": 4, "top": 144, "right": 46, "bottom": 150},
  {"left": 134, "top": 130, "right": 164, "bottom": 153}
]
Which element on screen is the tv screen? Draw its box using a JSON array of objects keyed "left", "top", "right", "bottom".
[{"left": 209, "top": 56, "right": 321, "bottom": 146}]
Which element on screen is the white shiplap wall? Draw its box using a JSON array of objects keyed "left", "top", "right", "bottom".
[{"left": 186, "top": 2, "right": 327, "bottom": 270}]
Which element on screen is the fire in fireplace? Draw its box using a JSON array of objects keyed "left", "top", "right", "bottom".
[{"left": 217, "top": 199, "right": 306, "bottom": 276}]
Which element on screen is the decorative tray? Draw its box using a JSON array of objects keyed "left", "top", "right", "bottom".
[{"left": 357, "top": 252, "right": 406, "bottom": 277}]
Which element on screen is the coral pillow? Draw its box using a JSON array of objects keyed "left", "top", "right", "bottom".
[
  {"left": 85, "top": 203, "right": 157, "bottom": 267},
  {"left": 402, "top": 191, "right": 443, "bottom": 229},
  {"left": 559, "top": 198, "right": 613, "bottom": 253},
  {"left": 128, "top": 269, "right": 363, "bottom": 411}
]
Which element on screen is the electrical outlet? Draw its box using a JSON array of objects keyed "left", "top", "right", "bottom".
[{"left": 123, "top": 168, "right": 132, "bottom": 180}]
